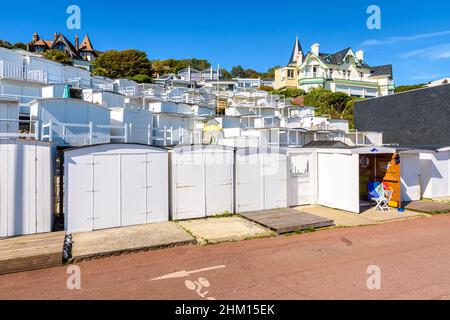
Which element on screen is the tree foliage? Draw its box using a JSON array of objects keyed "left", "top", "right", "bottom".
[
  {"left": 394, "top": 84, "right": 424, "bottom": 93},
  {"left": 131, "top": 74, "right": 152, "bottom": 83},
  {"left": 43, "top": 49, "right": 72, "bottom": 65},
  {"left": 0, "top": 40, "right": 13, "bottom": 49},
  {"left": 271, "top": 88, "right": 305, "bottom": 98},
  {"left": 152, "top": 58, "right": 211, "bottom": 75},
  {"left": 93, "top": 49, "right": 152, "bottom": 78},
  {"left": 0, "top": 40, "right": 30, "bottom": 50}
]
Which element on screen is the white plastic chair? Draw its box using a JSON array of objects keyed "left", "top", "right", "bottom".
[{"left": 372, "top": 187, "right": 394, "bottom": 212}]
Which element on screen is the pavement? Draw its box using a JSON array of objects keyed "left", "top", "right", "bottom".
[
  {"left": 178, "top": 216, "right": 275, "bottom": 244},
  {"left": 405, "top": 200, "right": 450, "bottom": 214},
  {"left": 295, "top": 204, "right": 426, "bottom": 226},
  {"left": 433, "top": 196, "right": 450, "bottom": 204},
  {"left": 2, "top": 214, "right": 450, "bottom": 299},
  {"left": 294, "top": 205, "right": 375, "bottom": 227},
  {"left": 71, "top": 222, "right": 194, "bottom": 261},
  {"left": 359, "top": 207, "right": 427, "bottom": 222}
]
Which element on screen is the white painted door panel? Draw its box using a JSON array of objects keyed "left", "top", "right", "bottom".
[
  {"left": 121, "top": 154, "right": 147, "bottom": 227},
  {"left": 147, "top": 152, "right": 169, "bottom": 223},
  {"left": 288, "top": 153, "right": 312, "bottom": 206},
  {"left": 65, "top": 154, "right": 94, "bottom": 232},
  {"left": 400, "top": 153, "right": 421, "bottom": 202},
  {"left": 236, "top": 151, "right": 262, "bottom": 213},
  {"left": 263, "top": 153, "right": 287, "bottom": 209},
  {"left": 174, "top": 152, "right": 204, "bottom": 219},
  {"left": 317, "top": 153, "right": 360, "bottom": 213},
  {"left": 205, "top": 151, "right": 234, "bottom": 216},
  {"left": 93, "top": 155, "right": 121, "bottom": 230}
]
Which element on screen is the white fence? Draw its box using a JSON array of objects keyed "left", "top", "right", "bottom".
[
  {"left": 41, "top": 120, "right": 127, "bottom": 146},
  {"left": 153, "top": 127, "right": 203, "bottom": 146},
  {"left": 0, "top": 118, "right": 40, "bottom": 140},
  {"left": 0, "top": 60, "right": 47, "bottom": 83}
]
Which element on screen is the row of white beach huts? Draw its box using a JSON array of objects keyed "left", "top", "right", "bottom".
[
  {"left": 1, "top": 140, "right": 449, "bottom": 238},
  {"left": 1, "top": 46, "right": 449, "bottom": 239}
]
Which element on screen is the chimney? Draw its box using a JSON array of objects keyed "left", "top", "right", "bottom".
[
  {"left": 356, "top": 50, "right": 364, "bottom": 61},
  {"left": 311, "top": 43, "right": 320, "bottom": 56},
  {"left": 54, "top": 32, "right": 58, "bottom": 41},
  {"left": 32, "top": 32, "right": 39, "bottom": 43},
  {"left": 75, "top": 35, "right": 79, "bottom": 50}
]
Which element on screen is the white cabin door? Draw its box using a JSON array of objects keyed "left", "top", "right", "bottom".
[
  {"left": 174, "top": 152, "right": 205, "bottom": 219},
  {"left": 288, "top": 153, "right": 312, "bottom": 206},
  {"left": 400, "top": 153, "right": 421, "bottom": 202},
  {"left": 147, "top": 152, "right": 168, "bottom": 223},
  {"left": 235, "top": 150, "right": 262, "bottom": 213},
  {"left": 205, "top": 150, "right": 234, "bottom": 216},
  {"left": 92, "top": 154, "right": 121, "bottom": 230},
  {"left": 317, "top": 153, "right": 360, "bottom": 213},
  {"left": 65, "top": 154, "right": 95, "bottom": 233},
  {"left": 263, "top": 152, "right": 287, "bottom": 209},
  {"left": 121, "top": 154, "right": 147, "bottom": 227},
  {"left": 5, "top": 143, "right": 37, "bottom": 236}
]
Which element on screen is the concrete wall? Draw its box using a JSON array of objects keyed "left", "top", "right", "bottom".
[{"left": 354, "top": 84, "right": 450, "bottom": 146}]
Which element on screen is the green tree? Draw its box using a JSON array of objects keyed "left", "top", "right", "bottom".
[
  {"left": 271, "top": 88, "right": 305, "bottom": 98},
  {"left": 13, "top": 42, "right": 27, "bottom": 50},
  {"left": 259, "top": 85, "right": 274, "bottom": 92},
  {"left": 43, "top": 49, "right": 72, "bottom": 65},
  {"left": 231, "top": 65, "right": 246, "bottom": 78},
  {"left": 244, "top": 68, "right": 259, "bottom": 78},
  {"left": 220, "top": 69, "right": 233, "bottom": 79},
  {"left": 261, "top": 66, "right": 280, "bottom": 79},
  {"left": 0, "top": 40, "right": 13, "bottom": 49},
  {"left": 131, "top": 74, "right": 152, "bottom": 83},
  {"left": 394, "top": 84, "right": 424, "bottom": 93},
  {"left": 93, "top": 49, "right": 152, "bottom": 78}
]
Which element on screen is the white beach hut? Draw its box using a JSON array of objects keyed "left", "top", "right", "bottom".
[
  {"left": 170, "top": 145, "right": 235, "bottom": 220},
  {"left": 313, "top": 146, "right": 421, "bottom": 213},
  {"left": 110, "top": 107, "right": 153, "bottom": 144},
  {"left": 0, "top": 139, "right": 53, "bottom": 237},
  {"left": 235, "top": 147, "right": 288, "bottom": 213},
  {"left": 419, "top": 147, "right": 450, "bottom": 199},
  {"left": 30, "top": 98, "right": 111, "bottom": 146},
  {"left": 64, "top": 144, "right": 169, "bottom": 233}
]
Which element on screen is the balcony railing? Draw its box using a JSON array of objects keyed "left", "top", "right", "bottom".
[{"left": 0, "top": 60, "right": 47, "bottom": 83}]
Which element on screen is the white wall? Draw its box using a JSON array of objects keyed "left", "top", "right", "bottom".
[
  {"left": 170, "top": 145, "right": 235, "bottom": 219},
  {"left": 400, "top": 153, "right": 421, "bottom": 202},
  {"left": 110, "top": 108, "right": 153, "bottom": 144},
  {"left": 420, "top": 151, "right": 450, "bottom": 198},
  {"left": 30, "top": 98, "right": 111, "bottom": 145},
  {"left": 0, "top": 99, "right": 19, "bottom": 134},
  {"left": 64, "top": 144, "right": 169, "bottom": 233},
  {"left": 317, "top": 152, "right": 360, "bottom": 213},
  {"left": 0, "top": 140, "right": 53, "bottom": 237}
]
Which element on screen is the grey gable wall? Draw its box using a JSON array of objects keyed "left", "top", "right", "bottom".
[{"left": 354, "top": 84, "right": 450, "bottom": 146}]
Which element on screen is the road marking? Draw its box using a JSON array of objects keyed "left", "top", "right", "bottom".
[{"left": 150, "top": 265, "right": 226, "bottom": 281}]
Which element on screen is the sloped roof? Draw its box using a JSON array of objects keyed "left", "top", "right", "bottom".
[
  {"left": 50, "top": 34, "right": 79, "bottom": 57},
  {"left": 288, "top": 36, "right": 304, "bottom": 65},
  {"left": 79, "top": 35, "right": 95, "bottom": 51},
  {"left": 318, "top": 47, "right": 351, "bottom": 64},
  {"left": 369, "top": 64, "right": 393, "bottom": 77},
  {"left": 303, "top": 140, "right": 350, "bottom": 148}
]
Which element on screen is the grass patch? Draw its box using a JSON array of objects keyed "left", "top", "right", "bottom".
[{"left": 210, "top": 211, "right": 236, "bottom": 219}]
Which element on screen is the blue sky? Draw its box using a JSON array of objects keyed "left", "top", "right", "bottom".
[{"left": 1, "top": 0, "right": 449, "bottom": 85}]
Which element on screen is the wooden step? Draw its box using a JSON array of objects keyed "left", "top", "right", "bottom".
[{"left": 0, "top": 232, "right": 65, "bottom": 275}]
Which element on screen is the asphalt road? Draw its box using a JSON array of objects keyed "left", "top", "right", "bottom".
[{"left": 1, "top": 215, "right": 450, "bottom": 300}]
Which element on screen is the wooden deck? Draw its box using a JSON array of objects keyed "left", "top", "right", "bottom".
[
  {"left": 0, "top": 232, "right": 65, "bottom": 275},
  {"left": 404, "top": 201, "right": 450, "bottom": 214},
  {"left": 240, "top": 208, "right": 335, "bottom": 234}
]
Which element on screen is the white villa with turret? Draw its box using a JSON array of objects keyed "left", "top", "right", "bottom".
[{"left": 274, "top": 37, "right": 395, "bottom": 97}]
